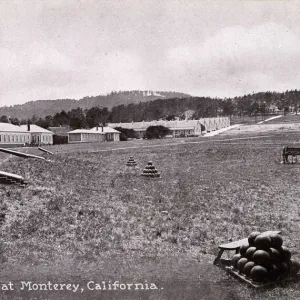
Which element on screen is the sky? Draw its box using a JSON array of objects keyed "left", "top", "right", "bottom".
[{"left": 0, "top": 0, "right": 300, "bottom": 106}]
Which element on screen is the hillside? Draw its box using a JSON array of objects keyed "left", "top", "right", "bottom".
[{"left": 0, "top": 90, "right": 190, "bottom": 120}]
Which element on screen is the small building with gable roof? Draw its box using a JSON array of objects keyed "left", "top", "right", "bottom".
[{"left": 68, "top": 126, "right": 120, "bottom": 143}]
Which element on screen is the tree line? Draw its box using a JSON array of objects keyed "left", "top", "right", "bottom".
[{"left": 1, "top": 89, "right": 299, "bottom": 130}]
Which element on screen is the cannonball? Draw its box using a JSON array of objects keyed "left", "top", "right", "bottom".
[
  {"left": 278, "top": 262, "right": 290, "bottom": 277},
  {"left": 268, "top": 248, "right": 281, "bottom": 262},
  {"left": 248, "top": 231, "right": 261, "bottom": 246},
  {"left": 237, "top": 258, "right": 248, "bottom": 273},
  {"left": 253, "top": 250, "right": 271, "bottom": 267},
  {"left": 268, "top": 264, "right": 280, "bottom": 281},
  {"left": 254, "top": 234, "right": 272, "bottom": 250},
  {"left": 290, "top": 259, "right": 300, "bottom": 276},
  {"left": 250, "top": 265, "right": 268, "bottom": 282},
  {"left": 239, "top": 244, "right": 249, "bottom": 257},
  {"left": 268, "top": 232, "right": 283, "bottom": 248},
  {"left": 244, "top": 261, "right": 255, "bottom": 277},
  {"left": 279, "top": 246, "right": 292, "bottom": 262},
  {"left": 245, "top": 247, "right": 257, "bottom": 260},
  {"left": 231, "top": 253, "right": 241, "bottom": 269}
]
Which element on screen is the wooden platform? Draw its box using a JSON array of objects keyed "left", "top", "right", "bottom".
[{"left": 226, "top": 266, "right": 298, "bottom": 288}]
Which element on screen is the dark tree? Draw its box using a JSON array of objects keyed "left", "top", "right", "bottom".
[
  {"left": 86, "top": 107, "right": 110, "bottom": 128},
  {"left": 53, "top": 110, "right": 69, "bottom": 126},
  {"left": 10, "top": 117, "right": 20, "bottom": 125},
  {"left": 145, "top": 126, "right": 171, "bottom": 139},
  {"left": 114, "top": 127, "right": 138, "bottom": 141},
  {"left": 36, "top": 118, "right": 50, "bottom": 129},
  {"left": 0, "top": 115, "right": 8, "bottom": 123},
  {"left": 68, "top": 108, "right": 86, "bottom": 129},
  {"left": 221, "top": 100, "right": 235, "bottom": 116}
]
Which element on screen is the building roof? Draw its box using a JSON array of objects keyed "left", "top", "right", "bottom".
[
  {"left": 90, "top": 126, "right": 120, "bottom": 133},
  {"left": 68, "top": 126, "right": 120, "bottom": 134},
  {"left": 0, "top": 122, "right": 26, "bottom": 132},
  {"left": 20, "top": 124, "right": 54, "bottom": 134},
  {"left": 108, "top": 120, "right": 200, "bottom": 130}
]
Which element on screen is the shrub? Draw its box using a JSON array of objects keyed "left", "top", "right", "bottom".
[
  {"left": 114, "top": 127, "right": 138, "bottom": 141},
  {"left": 53, "top": 135, "right": 68, "bottom": 144},
  {"left": 145, "top": 126, "right": 171, "bottom": 139}
]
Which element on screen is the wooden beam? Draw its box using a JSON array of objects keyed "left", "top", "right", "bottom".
[
  {"left": 0, "top": 148, "right": 45, "bottom": 160},
  {"left": 0, "top": 170, "right": 24, "bottom": 181},
  {"left": 38, "top": 147, "right": 54, "bottom": 155}
]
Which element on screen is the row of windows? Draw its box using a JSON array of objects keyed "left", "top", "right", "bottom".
[
  {"left": 0, "top": 134, "right": 30, "bottom": 143},
  {"left": 42, "top": 135, "right": 52, "bottom": 142},
  {"left": 0, "top": 134, "right": 52, "bottom": 143},
  {"left": 174, "top": 130, "right": 194, "bottom": 134},
  {"left": 81, "top": 133, "right": 104, "bottom": 140},
  {"left": 32, "top": 135, "right": 52, "bottom": 142}
]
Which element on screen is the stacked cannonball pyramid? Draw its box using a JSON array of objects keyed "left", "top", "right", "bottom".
[
  {"left": 141, "top": 161, "right": 160, "bottom": 178},
  {"left": 126, "top": 156, "right": 137, "bottom": 166},
  {"left": 231, "top": 231, "right": 300, "bottom": 283}
]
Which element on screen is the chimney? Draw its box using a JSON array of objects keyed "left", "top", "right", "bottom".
[
  {"left": 27, "top": 120, "right": 30, "bottom": 131},
  {"left": 96, "top": 125, "right": 99, "bottom": 131},
  {"left": 101, "top": 125, "right": 103, "bottom": 132}
]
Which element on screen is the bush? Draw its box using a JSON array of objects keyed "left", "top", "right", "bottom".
[
  {"left": 145, "top": 126, "right": 171, "bottom": 139},
  {"left": 53, "top": 135, "right": 68, "bottom": 145},
  {"left": 114, "top": 127, "right": 138, "bottom": 141}
]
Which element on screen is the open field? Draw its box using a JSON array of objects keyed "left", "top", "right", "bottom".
[{"left": 1, "top": 127, "right": 300, "bottom": 299}]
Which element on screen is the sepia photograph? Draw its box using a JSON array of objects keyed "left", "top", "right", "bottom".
[{"left": 0, "top": 0, "right": 300, "bottom": 299}]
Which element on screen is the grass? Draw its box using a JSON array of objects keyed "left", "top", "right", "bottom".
[{"left": 0, "top": 131, "right": 300, "bottom": 299}]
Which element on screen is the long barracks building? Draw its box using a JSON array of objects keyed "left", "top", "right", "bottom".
[
  {"left": 0, "top": 123, "right": 53, "bottom": 146},
  {"left": 108, "top": 117, "right": 230, "bottom": 138}
]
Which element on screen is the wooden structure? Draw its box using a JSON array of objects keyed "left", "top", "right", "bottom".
[
  {"left": 282, "top": 146, "right": 300, "bottom": 164},
  {"left": 0, "top": 148, "right": 45, "bottom": 160},
  {"left": 0, "top": 171, "right": 27, "bottom": 187},
  {"left": 38, "top": 147, "right": 54, "bottom": 155}
]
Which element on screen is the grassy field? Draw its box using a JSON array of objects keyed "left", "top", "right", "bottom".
[{"left": 1, "top": 129, "right": 300, "bottom": 299}]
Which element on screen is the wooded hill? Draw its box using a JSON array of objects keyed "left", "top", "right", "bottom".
[
  {"left": 1, "top": 89, "right": 300, "bottom": 129},
  {"left": 0, "top": 90, "right": 190, "bottom": 120}
]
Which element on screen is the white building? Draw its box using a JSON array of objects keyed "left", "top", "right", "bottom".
[
  {"left": 68, "top": 126, "right": 120, "bottom": 143},
  {"left": 0, "top": 123, "right": 54, "bottom": 146},
  {"left": 108, "top": 117, "right": 230, "bottom": 138},
  {"left": 0, "top": 123, "right": 31, "bottom": 146},
  {"left": 20, "top": 124, "right": 54, "bottom": 145}
]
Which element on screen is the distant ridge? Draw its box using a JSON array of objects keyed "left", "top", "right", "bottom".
[{"left": 0, "top": 90, "right": 191, "bottom": 120}]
